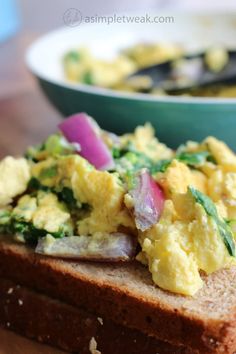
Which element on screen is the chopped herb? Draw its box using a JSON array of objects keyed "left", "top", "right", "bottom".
[
  {"left": 28, "top": 178, "right": 81, "bottom": 211},
  {"left": 114, "top": 146, "right": 153, "bottom": 173},
  {"left": 39, "top": 165, "right": 58, "bottom": 179},
  {"left": 25, "top": 143, "right": 45, "bottom": 161},
  {"left": 176, "top": 151, "right": 210, "bottom": 167},
  {"left": 28, "top": 177, "right": 49, "bottom": 192},
  {"left": 151, "top": 151, "right": 214, "bottom": 174},
  {"left": 114, "top": 141, "right": 215, "bottom": 180},
  {"left": 206, "top": 154, "right": 217, "bottom": 164},
  {"left": 82, "top": 71, "right": 94, "bottom": 85},
  {"left": 151, "top": 159, "right": 172, "bottom": 174},
  {"left": 64, "top": 51, "right": 80, "bottom": 62},
  {"left": 58, "top": 187, "right": 79, "bottom": 209},
  {"left": 124, "top": 170, "right": 136, "bottom": 190},
  {"left": 188, "top": 186, "right": 235, "bottom": 257},
  {"left": 112, "top": 142, "right": 135, "bottom": 159},
  {"left": 8, "top": 220, "right": 68, "bottom": 245},
  {"left": 0, "top": 210, "right": 11, "bottom": 225},
  {"left": 189, "top": 186, "right": 217, "bottom": 217},
  {"left": 44, "top": 134, "right": 79, "bottom": 156},
  {"left": 112, "top": 147, "right": 121, "bottom": 159},
  {"left": 25, "top": 134, "right": 79, "bottom": 161}
]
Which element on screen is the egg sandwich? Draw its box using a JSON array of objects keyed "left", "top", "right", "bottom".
[{"left": 0, "top": 113, "right": 236, "bottom": 353}]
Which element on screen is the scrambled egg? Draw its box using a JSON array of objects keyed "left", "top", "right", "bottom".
[
  {"left": 1, "top": 122, "right": 236, "bottom": 297},
  {"left": 183, "top": 136, "right": 236, "bottom": 219},
  {"left": 63, "top": 44, "right": 182, "bottom": 88},
  {"left": 137, "top": 136, "right": 236, "bottom": 295},
  {"left": 63, "top": 44, "right": 236, "bottom": 98},
  {"left": 32, "top": 155, "right": 134, "bottom": 235},
  {"left": 206, "top": 136, "right": 236, "bottom": 171},
  {"left": 71, "top": 157, "right": 134, "bottom": 235},
  {"left": 0, "top": 157, "right": 30, "bottom": 206},
  {"left": 156, "top": 159, "right": 207, "bottom": 197},
  {"left": 120, "top": 123, "right": 173, "bottom": 161},
  {"left": 64, "top": 47, "right": 136, "bottom": 87},
  {"left": 140, "top": 192, "right": 235, "bottom": 296},
  {"left": 13, "top": 192, "right": 73, "bottom": 234},
  {"left": 204, "top": 47, "right": 228, "bottom": 73}
]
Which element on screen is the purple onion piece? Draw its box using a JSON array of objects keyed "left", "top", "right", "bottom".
[
  {"left": 129, "top": 169, "right": 165, "bottom": 231},
  {"left": 58, "top": 113, "right": 114, "bottom": 170},
  {"left": 35, "top": 233, "right": 137, "bottom": 262}
]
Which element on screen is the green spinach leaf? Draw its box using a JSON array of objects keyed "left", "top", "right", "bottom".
[
  {"left": 39, "top": 165, "right": 58, "bottom": 179},
  {"left": 188, "top": 186, "right": 235, "bottom": 257},
  {"left": 177, "top": 151, "right": 210, "bottom": 167}
]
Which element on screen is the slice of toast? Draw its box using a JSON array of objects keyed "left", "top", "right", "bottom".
[
  {"left": 0, "top": 236, "right": 236, "bottom": 354},
  {"left": 0, "top": 277, "right": 191, "bottom": 354}
]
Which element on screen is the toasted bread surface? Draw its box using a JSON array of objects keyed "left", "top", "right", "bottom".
[{"left": 0, "top": 237, "right": 236, "bottom": 353}]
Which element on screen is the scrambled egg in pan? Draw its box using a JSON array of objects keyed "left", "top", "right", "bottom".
[
  {"left": 1, "top": 121, "right": 236, "bottom": 296},
  {"left": 63, "top": 44, "right": 236, "bottom": 97},
  {"left": 63, "top": 43, "right": 183, "bottom": 91}
]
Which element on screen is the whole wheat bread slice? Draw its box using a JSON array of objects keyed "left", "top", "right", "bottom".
[
  {"left": 0, "top": 277, "right": 192, "bottom": 354},
  {"left": 0, "top": 236, "right": 236, "bottom": 353}
]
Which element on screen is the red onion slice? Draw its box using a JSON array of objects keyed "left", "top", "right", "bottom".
[
  {"left": 59, "top": 113, "right": 114, "bottom": 170},
  {"left": 35, "top": 233, "right": 137, "bottom": 262},
  {"left": 129, "top": 169, "right": 165, "bottom": 231}
]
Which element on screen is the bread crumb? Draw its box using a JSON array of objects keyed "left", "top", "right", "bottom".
[
  {"left": 6, "top": 322, "right": 10, "bottom": 327},
  {"left": 89, "top": 337, "right": 101, "bottom": 354},
  {"left": 97, "top": 317, "right": 103, "bottom": 325},
  {"left": 7, "top": 288, "right": 13, "bottom": 294},
  {"left": 18, "top": 299, "right": 23, "bottom": 306}
]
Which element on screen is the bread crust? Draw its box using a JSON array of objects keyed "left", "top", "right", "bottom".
[
  {"left": 0, "top": 238, "right": 235, "bottom": 353},
  {"left": 0, "top": 277, "right": 191, "bottom": 354}
]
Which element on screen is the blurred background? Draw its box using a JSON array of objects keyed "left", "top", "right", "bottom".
[
  {"left": 12, "top": 0, "right": 236, "bottom": 32},
  {"left": 2, "top": 0, "right": 236, "bottom": 98}
]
